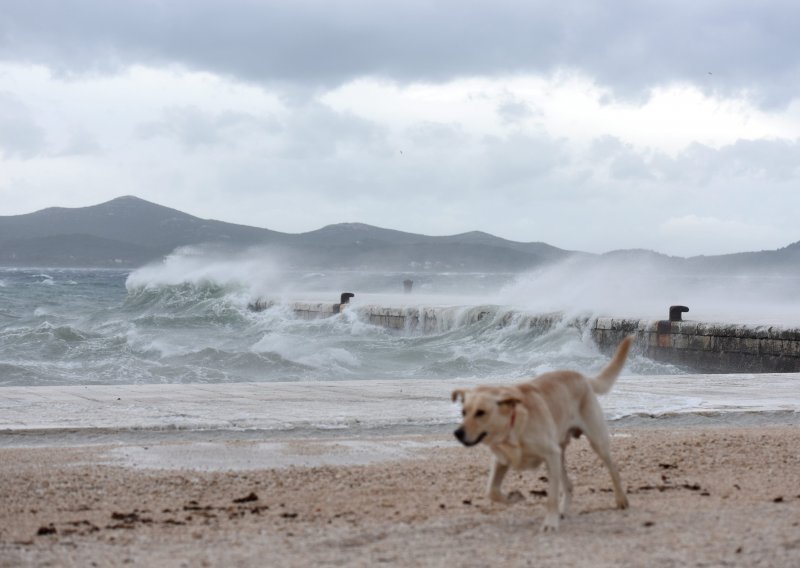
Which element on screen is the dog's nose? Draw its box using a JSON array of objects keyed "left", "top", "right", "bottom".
[{"left": 454, "top": 427, "right": 465, "bottom": 441}]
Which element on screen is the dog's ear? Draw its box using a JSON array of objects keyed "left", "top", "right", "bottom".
[
  {"left": 451, "top": 389, "right": 466, "bottom": 403},
  {"left": 497, "top": 396, "right": 521, "bottom": 408}
]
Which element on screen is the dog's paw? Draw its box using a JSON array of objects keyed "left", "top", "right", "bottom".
[
  {"left": 541, "top": 513, "right": 560, "bottom": 533},
  {"left": 488, "top": 491, "right": 505, "bottom": 504},
  {"left": 507, "top": 490, "right": 525, "bottom": 504},
  {"left": 559, "top": 494, "right": 572, "bottom": 516},
  {"left": 617, "top": 494, "right": 629, "bottom": 510}
]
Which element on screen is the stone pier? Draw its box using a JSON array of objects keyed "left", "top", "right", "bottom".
[
  {"left": 248, "top": 299, "right": 800, "bottom": 373},
  {"left": 592, "top": 318, "right": 800, "bottom": 373}
]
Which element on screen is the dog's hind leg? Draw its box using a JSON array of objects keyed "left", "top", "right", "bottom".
[
  {"left": 559, "top": 449, "right": 573, "bottom": 517},
  {"left": 541, "top": 447, "right": 563, "bottom": 532},
  {"left": 583, "top": 401, "right": 628, "bottom": 509},
  {"left": 590, "top": 438, "right": 628, "bottom": 509}
]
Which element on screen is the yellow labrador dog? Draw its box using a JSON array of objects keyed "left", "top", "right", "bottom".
[{"left": 452, "top": 336, "right": 633, "bottom": 532}]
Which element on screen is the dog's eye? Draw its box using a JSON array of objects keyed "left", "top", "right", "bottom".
[
  {"left": 475, "top": 410, "right": 486, "bottom": 418},
  {"left": 461, "top": 409, "right": 466, "bottom": 417}
]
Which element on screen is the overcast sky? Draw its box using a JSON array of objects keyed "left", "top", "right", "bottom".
[{"left": 1, "top": 0, "right": 799, "bottom": 256}]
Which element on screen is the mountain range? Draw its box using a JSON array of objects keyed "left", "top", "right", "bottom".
[{"left": 0, "top": 196, "right": 798, "bottom": 273}]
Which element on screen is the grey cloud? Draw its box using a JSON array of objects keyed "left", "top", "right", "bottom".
[
  {"left": 2, "top": 1, "right": 800, "bottom": 107},
  {"left": 721, "top": 139, "right": 800, "bottom": 181},
  {"left": 405, "top": 122, "right": 464, "bottom": 148},
  {"left": 644, "top": 143, "right": 715, "bottom": 186},
  {"left": 134, "top": 101, "right": 390, "bottom": 163},
  {"left": 589, "top": 136, "right": 627, "bottom": 160},
  {"left": 0, "top": 93, "right": 47, "bottom": 158},
  {"left": 142, "top": 101, "right": 394, "bottom": 206},
  {"left": 609, "top": 153, "right": 655, "bottom": 181},
  {"left": 137, "top": 106, "right": 279, "bottom": 149},
  {"left": 58, "top": 128, "right": 103, "bottom": 156},
  {"left": 658, "top": 139, "right": 800, "bottom": 184},
  {"left": 496, "top": 97, "right": 538, "bottom": 124},
  {"left": 590, "top": 137, "right": 655, "bottom": 181},
  {"left": 273, "top": 102, "right": 390, "bottom": 160},
  {"left": 585, "top": 136, "right": 800, "bottom": 185},
  {"left": 482, "top": 133, "right": 567, "bottom": 189},
  {"left": 181, "top": 118, "right": 800, "bottom": 233}
]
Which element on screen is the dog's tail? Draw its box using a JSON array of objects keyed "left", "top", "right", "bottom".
[{"left": 590, "top": 336, "right": 634, "bottom": 395}]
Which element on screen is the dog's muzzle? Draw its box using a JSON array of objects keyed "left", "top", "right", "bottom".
[{"left": 454, "top": 428, "right": 487, "bottom": 447}]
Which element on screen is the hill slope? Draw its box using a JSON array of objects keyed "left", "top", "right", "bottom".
[
  {"left": 0, "top": 196, "right": 288, "bottom": 266},
  {"left": 0, "top": 196, "right": 798, "bottom": 271}
]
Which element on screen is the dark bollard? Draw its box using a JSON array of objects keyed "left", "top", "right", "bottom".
[
  {"left": 669, "top": 305, "right": 689, "bottom": 322},
  {"left": 333, "top": 292, "right": 355, "bottom": 314},
  {"left": 403, "top": 279, "right": 413, "bottom": 294}
]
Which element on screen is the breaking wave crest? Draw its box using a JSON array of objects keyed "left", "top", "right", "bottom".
[{"left": 1, "top": 258, "right": 682, "bottom": 388}]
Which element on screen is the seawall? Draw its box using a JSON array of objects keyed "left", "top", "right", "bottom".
[
  {"left": 249, "top": 300, "right": 800, "bottom": 373},
  {"left": 593, "top": 318, "right": 800, "bottom": 373}
]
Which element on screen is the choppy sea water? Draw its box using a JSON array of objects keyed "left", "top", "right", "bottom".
[
  {"left": 2, "top": 256, "right": 799, "bottom": 433},
  {"left": 0, "top": 265, "right": 676, "bottom": 387}
]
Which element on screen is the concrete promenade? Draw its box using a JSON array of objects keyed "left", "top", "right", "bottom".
[
  {"left": 0, "top": 380, "right": 455, "bottom": 436},
  {"left": 2, "top": 375, "right": 799, "bottom": 437}
]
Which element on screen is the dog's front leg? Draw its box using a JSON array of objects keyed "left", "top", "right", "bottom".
[
  {"left": 487, "top": 458, "right": 524, "bottom": 504},
  {"left": 541, "top": 449, "right": 562, "bottom": 532},
  {"left": 487, "top": 458, "right": 509, "bottom": 503}
]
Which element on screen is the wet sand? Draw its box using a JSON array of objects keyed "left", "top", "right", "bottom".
[{"left": 1, "top": 425, "right": 799, "bottom": 567}]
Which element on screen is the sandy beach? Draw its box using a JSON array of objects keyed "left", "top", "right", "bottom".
[{"left": 1, "top": 424, "right": 798, "bottom": 567}]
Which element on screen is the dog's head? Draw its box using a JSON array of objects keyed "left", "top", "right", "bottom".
[{"left": 452, "top": 387, "right": 521, "bottom": 447}]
